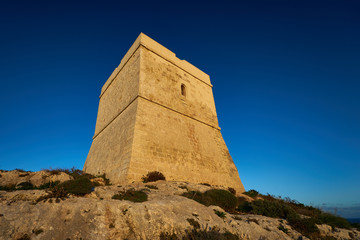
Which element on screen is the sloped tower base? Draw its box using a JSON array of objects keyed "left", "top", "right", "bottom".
[{"left": 84, "top": 33, "right": 245, "bottom": 193}]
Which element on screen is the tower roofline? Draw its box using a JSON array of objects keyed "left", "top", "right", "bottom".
[{"left": 100, "top": 33, "right": 211, "bottom": 97}]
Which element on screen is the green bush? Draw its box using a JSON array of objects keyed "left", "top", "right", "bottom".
[
  {"left": 287, "top": 215, "right": 319, "bottom": 237},
  {"left": 316, "top": 212, "right": 352, "bottom": 229},
  {"left": 351, "top": 222, "right": 360, "bottom": 231},
  {"left": 178, "top": 185, "right": 188, "bottom": 190},
  {"left": 160, "top": 228, "right": 239, "bottom": 240},
  {"left": 278, "top": 224, "right": 289, "bottom": 233},
  {"left": 248, "top": 199, "right": 298, "bottom": 219},
  {"left": 112, "top": 188, "right": 148, "bottom": 202},
  {"left": 58, "top": 177, "right": 93, "bottom": 196},
  {"left": 32, "top": 228, "right": 44, "bottom": 235},
  {"left": 214, "top": 210, "right": 226, "bottom": 218},
  {"left": 236, "top": 197, "right": 322, "bottom": 238},
  {"left": 243, "top": 189, "right": 259, "bottom": 198},
  {"left": 142, "top": 171, "right": 166, "bottom": 183},
  {"left": 37, "top": 181, "right": 60, "bottom": 189},
  {"left": 0, "top": 185, "right": 16, "bottom": 191},
  {"left": 16, "top": 233, "right": 31, "bottom": 240},
  {"left": 17, "top": 181, "right": 34, "bottom": 190},
  {"left": 182, "top": 189, "right": 238, "bottom": 212},
  {"left": 49, "top": 185, "right": 69, "bottom": 198}
]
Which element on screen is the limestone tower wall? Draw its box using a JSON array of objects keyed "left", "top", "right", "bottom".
[{"left": 84, "top": 33, "right": 245, "bottom": 193}]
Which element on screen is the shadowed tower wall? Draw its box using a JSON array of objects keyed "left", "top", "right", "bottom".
[{"left": 84, "top": 33, "right": 245, "bottom": 193}]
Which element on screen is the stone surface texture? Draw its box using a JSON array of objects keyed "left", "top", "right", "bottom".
[
  {"left": 1, "top": 179, "right": 359, "bottom": 240},
  {"left": 83, "top": 33, "right": 244, "bottom": 193},
  {"left": 0, "top": 170, "right": 73, "bottom": 187}
]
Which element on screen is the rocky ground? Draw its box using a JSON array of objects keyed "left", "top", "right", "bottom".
[{"left": 0, "top": 170, "right": 359, "bottom": 240}]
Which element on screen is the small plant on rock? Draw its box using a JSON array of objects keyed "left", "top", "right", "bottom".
[
  {"left": 187, "top": 218, "right": 200, "bottom": 229},
  {"left": 278, "top": 224, "right": 289, "bottom": 234},
  {"left": 178, "top": 185, "right": 188, "bottom": 190},
  {"left": 112, "top": 188, "right": 148, "bottom": 202},
  {"left": 142, "top": 171, "right": 165, "bottom": 183},
  {"left": 32, "top": 228, "right": 44, "bottom": 235},
  {"left": 214, "top": 210, "right": 226, "bottom": 218},
  {"left": 16, "top": 182, "right": 34, "bottom": 190}
]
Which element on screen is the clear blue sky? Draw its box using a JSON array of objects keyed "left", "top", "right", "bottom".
[{"left": 0, "top": 1, "right": 359, "bottom": 218}]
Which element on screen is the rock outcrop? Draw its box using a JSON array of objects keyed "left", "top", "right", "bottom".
[
  {"left": 0, "top": 171, "right": 359, "bottom": 240},
  {"left": 0, "top": 170, "right": 73, "bottom": 188}
]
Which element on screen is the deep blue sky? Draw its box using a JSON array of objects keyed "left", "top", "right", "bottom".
[{"left": 1, "top": 1, "right": 359, "bottom": 217}]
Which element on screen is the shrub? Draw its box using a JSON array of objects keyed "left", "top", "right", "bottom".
[
  {"left": 178, "top": 185, "right": 188, "bottom": 190},
  {"left": 183, "top": 189, "right": 238, "bottom": 212},
  {"left": 160, "top": 228, "right": 239, "bottom": 240},
  {"left": 243, "top": 189, "right": 259, "bottom": 198},
  {"left": 278, "top": 224, "right": 288, "bottom": 233},
  {"left": 316, "top": 212, "right": 352, "bottom": 229},
  {"left": 287, "top": 215, "right": 319, "bottom": 237},
  {"left": 214, "top": 210, "right": 226, "bottom": 218},
  {"left": 232, "top": 215, "right": 242, "bottom": 221},
  {"left": 49, "top": 186, "right": 69, "bottom": 199},
  {"left": 351, "top": 222, "right": 360, "bottom": 231},
  {"left": 17, "top": 182, "right": 34, "bottom": 190},
  {"left": 187, "top": 218, "right": 200, "bottom": 229},
  {"left": 37, "top": 181, "right": 60, "bottom": 189},
  {"left": 248, "top": 199, "right": 298, "bottom": 219},
  {"left": 0, "top": 185, "right": 16, "bottom": 191},
  {"left": 237, "top": 198, "right": 320, "bottom": 238},
  {"left": 58, "top": 177, "right": 93, "bottom": 196},
  {"left": 17, "top": 234, "right": 31, "bottom": 240},
  {"left": 142, "top": 171, "right": 165, "bottom": 183},
  {"left": 112, "top": 188, "right": 148, "bottom": 202},
  {"left": 32, "top": 228, "right": 44, "bottom": 235}
]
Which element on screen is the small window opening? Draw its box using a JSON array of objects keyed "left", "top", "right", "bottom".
[{"left": 181, "top": 84, "right": 186, "bottom": 97}]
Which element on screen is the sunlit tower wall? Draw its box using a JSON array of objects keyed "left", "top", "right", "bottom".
[{"left": 83, "top": 33, "right": 245, "bottom": 193}]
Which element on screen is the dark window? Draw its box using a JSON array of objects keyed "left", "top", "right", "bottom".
[{"left": 181, "top": 84, "right": 186, "bottom": 97}]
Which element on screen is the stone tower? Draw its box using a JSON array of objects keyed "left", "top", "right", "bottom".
[{"left": 84, "top": 33, "right": 245, "bottom": 193}]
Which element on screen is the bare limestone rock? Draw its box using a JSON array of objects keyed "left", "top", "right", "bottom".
[
  {"left": 317, "top": 224, "right": 359, "bottom": 240},
  {"left": 1, "top": 180, "right": 358, "bottom": 240},
  {"left": 0, "top": 170, "right": 73, "bottom": 188}
]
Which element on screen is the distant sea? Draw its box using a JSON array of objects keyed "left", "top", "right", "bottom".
[{"left": 347, "top": 218, "right": 360, "bottom": 223}]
